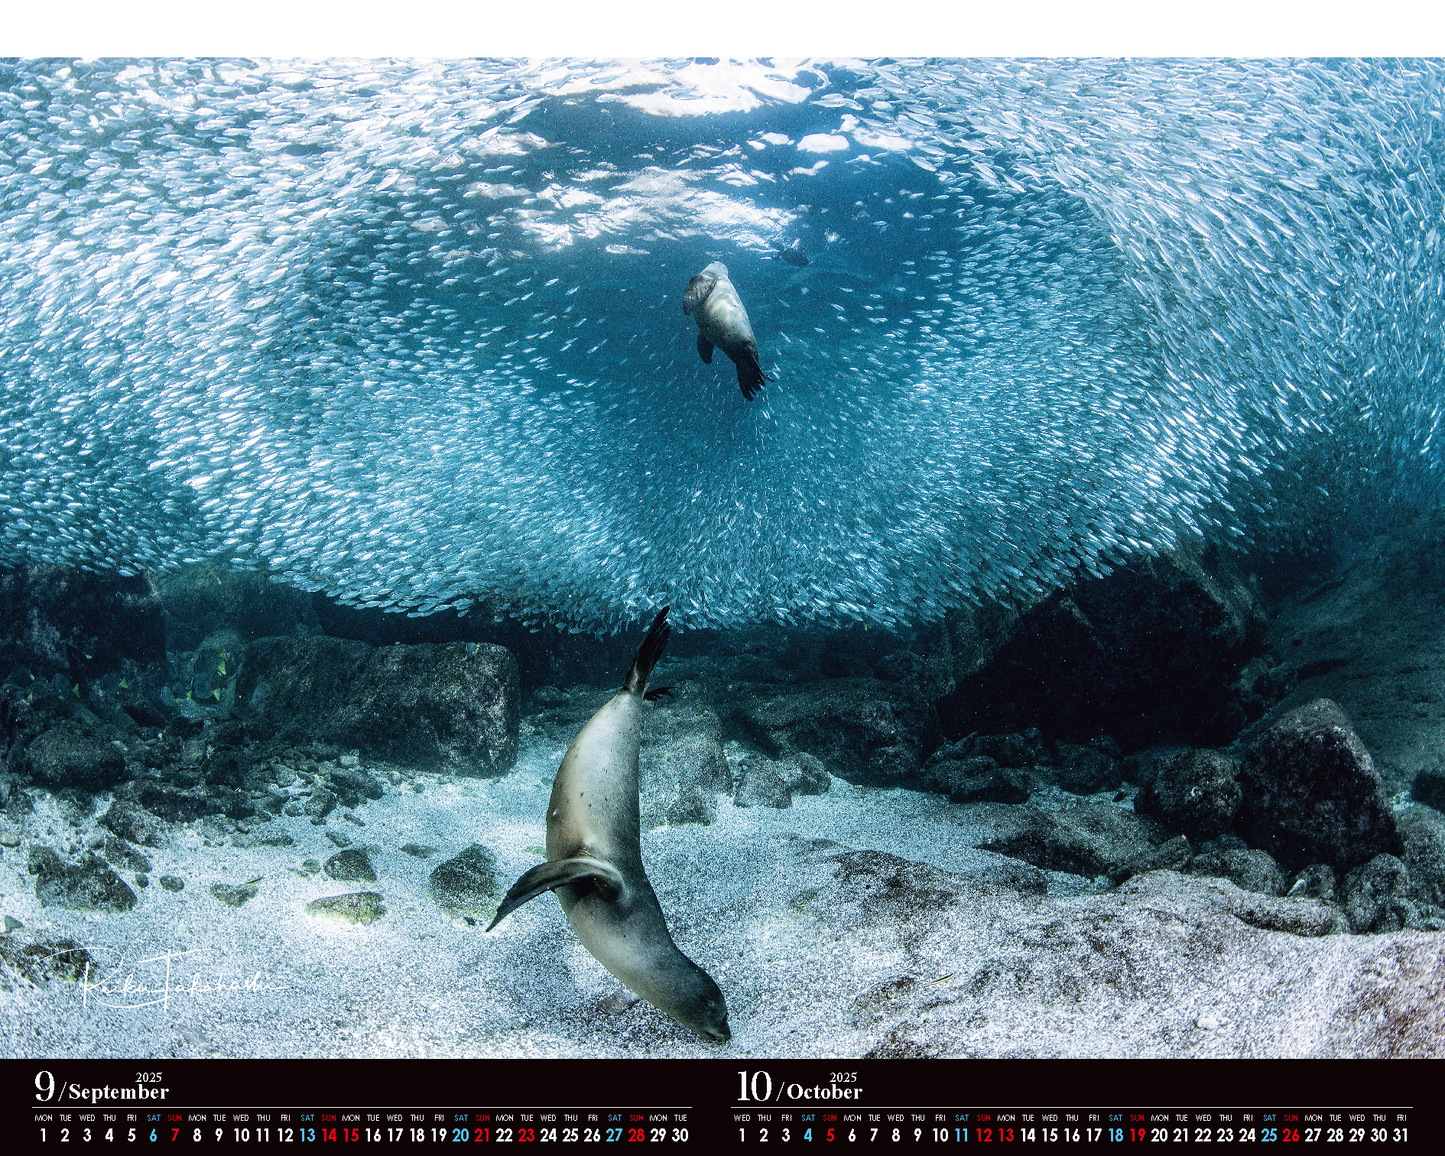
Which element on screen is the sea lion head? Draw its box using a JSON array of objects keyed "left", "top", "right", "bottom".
[
  {"left": 660, "top": 960, "right": 731, "bottom": 1043},
  {"left": 683, "top": 269, "right": 718, "bottom": 316}
]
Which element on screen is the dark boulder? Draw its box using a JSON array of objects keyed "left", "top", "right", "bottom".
[
  {"left": 0, "top": 563, "right": 165, "bottom": 684},
  {"left": 733, "top": 757, "right": 793, "bottom": 809},
  {"left": 638, "top": 698, "right": 731, "bottom": 827},
  {"left": 324, "top": 848, "right": 377, "bottom": 882},
  {"left": 429, "top": 843, "right": 499, "bottom": 919},
  {"left": 1340, "top": 854, "right": 1413, "bottom": 933},
  {"left": 97, "top": 800, "right": 170, "bottom": 847},
  {"left": 28, "top": 846, "right": 137, "bottom": 913},
  {"left": 1413, "top": 765, "right": 1445, "bottom": 813},
  {"left": 117, "top": 779, "right": 225, "bottom": 823},
  {"left": 1135, "top": 749, "right": 1242, "bottom": 841},
  {"left": 721, "top": 678, "right": 938, "bottom": 788},
  {"left": 917, "top": 753, "right": 1033, "bottom": 805},
  {"left": 1234, "top": 699, "right": 1398, "bottom": 874},
  {"left": 237, "top": 636, "right": 520, "bottom": 776},
  {"left": 928, "top": 547, "right": 1266, "bottom": 751},
  {"left": 1049, "top": 741, "right": 1124, "bottom": 795},
  {"left": 21, "top": 726, "right": 127, "bottom": 791},
  {"left": 980, "top": 804, "right": 1165, "bottom": 878},
  {"left": 151, "top": 564, "right": 318, "bottom": 651},
  {"left": 1187, "top": 845, "right": 1286, "bottom": 896}
]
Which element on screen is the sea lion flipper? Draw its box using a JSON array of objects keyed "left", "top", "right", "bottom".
[
  {"left": 644, "top": 685, "right": 673, "bottom": 702},
  {"left": 735, "top": 350, "right": 770, "bottom": 400},
  {"left": 486, "top": 856, "right": 626, "bottom": 931},
  {"left": 622, "top": 606, "right": 670, "bottom": 696},
  {"left": 696, "top": 333, "right": 714, "bottom": 364}
]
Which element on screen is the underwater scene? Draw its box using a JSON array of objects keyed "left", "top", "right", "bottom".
[{"left": 2, "top": 57, "right": 1444, "bottom": 1057}]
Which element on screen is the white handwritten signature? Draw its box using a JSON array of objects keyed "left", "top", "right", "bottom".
[{"left": 74, "top": 949, "right": 293, "bottom": 1011}]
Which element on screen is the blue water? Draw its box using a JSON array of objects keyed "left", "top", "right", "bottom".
[{"left": 1, "top": 59, "right": 1442, "bottom": 630}]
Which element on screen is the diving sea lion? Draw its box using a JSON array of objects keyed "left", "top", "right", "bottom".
[
  {"left": 488, "top": 607, "right": 730, "bottom": 1043},
  {"left": 684, "top": 261, "right": 771, "bottom": 400}
]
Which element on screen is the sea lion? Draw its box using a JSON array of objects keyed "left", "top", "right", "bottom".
[
  {"left": 488, "top": 607, "right": 730, "bottom": 1043},
  {"left": 772, "top": 241, "right": 810, "bottom": 267},
  {"left": 684, "top": 261, "right": 771, "bottom": 400}
]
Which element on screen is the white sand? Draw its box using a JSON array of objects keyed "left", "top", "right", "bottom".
[{"left": 3, "top": 726, "right": 1441, "bottom": 1059}]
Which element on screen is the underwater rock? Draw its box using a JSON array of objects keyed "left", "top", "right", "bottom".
[
  {"left": 731, "top": 753, "right": 831, "bottom": 811},
  {"left": 722, "top": 678, "right": 937, "bottom": 788},
  {"left": 230, "top": 829, "right": 294, "bottom": 849},
  {"left": 181, "top": 631, "right": 241, "bottom": 716},
  {"left": 921, "top": 597, "right": 1032, "bottom": 703},
  {"left": 429, "top": 843, "right": 500, "bottom": 919},
  {"left": 1286, "top": 864, "right": 1337, "bottom": 902},
  {"left": 638, "top": 697, "right": 730, "bottom": 827},
  {"left": 910, "top": 727, "right": 1134, "bottom": 802},
  {"left": 1340, "top": 855, "right": 1414, "bottom": 934},
  {"left": 305, "top": 892, "right": 386, "bottom": 926},
  {"left": 1235, "top": 699, "right": 1398, "bottom": 874},
  {"left": 931, "top": 549, "right": 1266, "bottom": 751},
  {"left": 21, "top": 725, "right": 127, "bottom": 791},
  {"left": 97, "top": 800, "right": 169, "bottom": 847},
  {"left": 733, "top": 756, "right": 792, "bottom": 809},
  {"left": 209, "top": 881, "right": 258, "bottom": 908},
  {"left": 152, "top": 564, "right": 319, "bottom": 653},
  {"left": 304, "top": 788, "right": 337, "bottom": 821},
  {"left": 101, "top": 834, "right": 152, "bottom": 875},
  {"left": 158, "top": 874, "right": 184, "bottom": 891},
  {"left": 0, "top": 936, "right": 96, "bottom": 988},
  {"left": 785, "top": 753, "right": 833, "bottom": 796},
  {"left": 1154, "top": 871, "right": 1344, "bottom": 938},
  {"left": 1048, "top": 741, "right": 1124, "bottom": 796},
  {"left": 1235, "top": 656, "right": 1298, "bottom": 725},
  {"left": 1112, "top": 833, "right": 1194, "bottom": 883},
  {"left": 0, "top": 564, "right": 165, "bottom": 687},
  {"left": 324, "top": 848, "right": 376, "bottom": 883},
  {"left": 1399, "top": 816, "right": 1445, "bottom": 910},
  {"left": 1258, "top": 517, "right": 1445, "bottom": 792},
  {"left": 946, "top": 729, "right": 1051, "bottom": 769},
  {"left": 116, "top": 779, "right": 224, "bottom": 825},
  {"left": 326, "top": 763, "right": 386, "bottom": 808},
  {"left": 874, "top": 648, "right": 923, "bottom": 684},
  {"left": 1187, "top": 845, "right": 1287, "bottom": 897},
  {"left": 976, "top": 859, "right": 1051, "bottom": 896},
  {"left": 237, "top": 637, "right": 520, "bottom": 776},
  {"left": 917, "top": 753, "right": 1033, "bottom": 805},
  {"left": 1134, "top": 749, "right": 1242, "bottom": 841},
  {"left": 979, "top": 803, "right": 1164, "bottom": 878},
  {"left": 1413, "top": 765, "right": 1445, "bottom": 813},
  {"left": 28, "top": 846, "right": 137, "bottom": 913}
]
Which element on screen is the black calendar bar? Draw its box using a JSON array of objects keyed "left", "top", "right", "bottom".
[{"left": 6, "top": 1060, "right": 1417, "bottom": 1148}]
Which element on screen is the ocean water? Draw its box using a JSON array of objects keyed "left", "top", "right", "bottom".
[{"left": 2, "top": 58, "right": 1442, "bottom": 633}]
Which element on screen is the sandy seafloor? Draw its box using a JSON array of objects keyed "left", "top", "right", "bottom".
[
  {"left": 3, "top": 715, "right": 1442, "bottom": 1060},
  {"left": 0, "top": 726, "right": 976, "bottom": 1058}
]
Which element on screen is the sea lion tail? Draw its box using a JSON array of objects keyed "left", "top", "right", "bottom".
[
  {"left": 737, "top": 350, "right": 771, "bottom": 400},
  {"left": 623, "top": 605, "right": 670, "bottom": 695}
]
